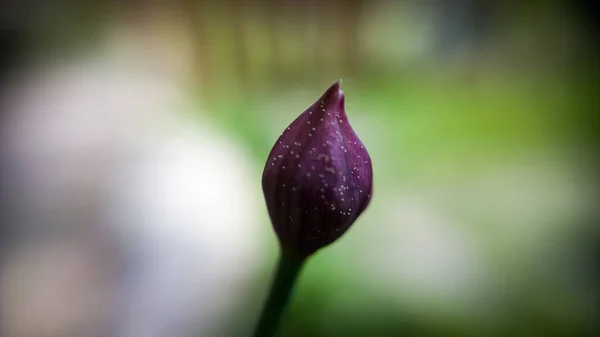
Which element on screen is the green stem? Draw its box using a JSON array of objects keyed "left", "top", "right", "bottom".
[{"left": 253, "top": 249, "right": 306, "bottom": 337}]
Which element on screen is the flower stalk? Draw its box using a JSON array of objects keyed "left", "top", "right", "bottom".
[{"left": 252, "top": 250, "right": 305, "bottom": 337}]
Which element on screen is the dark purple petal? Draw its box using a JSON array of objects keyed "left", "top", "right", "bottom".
[{"left": 262, "top": 80, "right": 373, "bottom": 257}]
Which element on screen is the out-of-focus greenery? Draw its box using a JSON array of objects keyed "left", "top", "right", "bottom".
[
  {"left": 6, "top": 1, "right": 597, "bottom": 336},
  {"left": 197, "top": 3, "right": 598, "bottom": 336},
  {"left": 215, "top": 72, "right": 597, "bottom": 336}
]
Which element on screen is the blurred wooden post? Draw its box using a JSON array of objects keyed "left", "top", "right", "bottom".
[
  {"left": 339, "top": 0, "right": 365, "bottom": 74},
  {"left": 181, "top": 0, "right": 215, "bottom": 94},
  {"left": 266, "top": 0, "right": 282, "bottom": 86},
  {"left": 232, "top": 0, "right": 250, "bottom": 90}
]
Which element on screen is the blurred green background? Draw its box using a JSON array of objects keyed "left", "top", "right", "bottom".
[{"left": 1, "top": 1, "right": 598, "bottom": 337}]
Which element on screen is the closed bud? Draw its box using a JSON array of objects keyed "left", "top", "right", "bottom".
[{"left": 262, "top": 80, "right": 373, "bottom": 257}]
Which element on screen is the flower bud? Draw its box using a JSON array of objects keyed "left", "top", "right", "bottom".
[{"left": 262, "top": 81, "right": 373, "bottom": 257}]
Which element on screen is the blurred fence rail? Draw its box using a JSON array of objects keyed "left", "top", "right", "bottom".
[
  {"left": 179, "top": 0, "right": 384, "bottom": 90},
  {"left": 1, "top": 0, "right": 596, "bottom": 94}
]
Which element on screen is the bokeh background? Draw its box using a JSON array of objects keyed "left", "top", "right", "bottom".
[{"left": 1, "top": 1, "right": 599, "bottom": 337}]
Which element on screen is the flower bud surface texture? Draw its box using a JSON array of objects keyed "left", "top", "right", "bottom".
[{"left": 262, "top": 81, "right": 373, "bottom": 256}]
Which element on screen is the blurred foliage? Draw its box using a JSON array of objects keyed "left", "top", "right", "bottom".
[
  {"left": 3, "top": 0, "right": 598, "bottom": 336},
  {"left": 201, "top": 2, "right": 598, "bottom": 336}
]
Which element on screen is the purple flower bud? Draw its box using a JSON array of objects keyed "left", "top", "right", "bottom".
[{"left": 262, "top": 81, "right": 373, "bottom": 257}]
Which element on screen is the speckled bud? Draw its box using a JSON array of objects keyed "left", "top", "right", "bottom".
[{"left": 262, "top": 81, "right": 373, "bottom": 257}]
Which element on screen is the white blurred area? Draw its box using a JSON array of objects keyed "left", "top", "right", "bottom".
[{"left": 0, "top": 15, "right": 267, "bottom": 337}]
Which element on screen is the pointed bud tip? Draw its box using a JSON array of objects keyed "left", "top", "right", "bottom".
[
  {"left": 332, "top": 79, "right": 343, "bottom": 93},
  {"left": 322, "top": 80, "right": 345, "bottom": 106}
]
